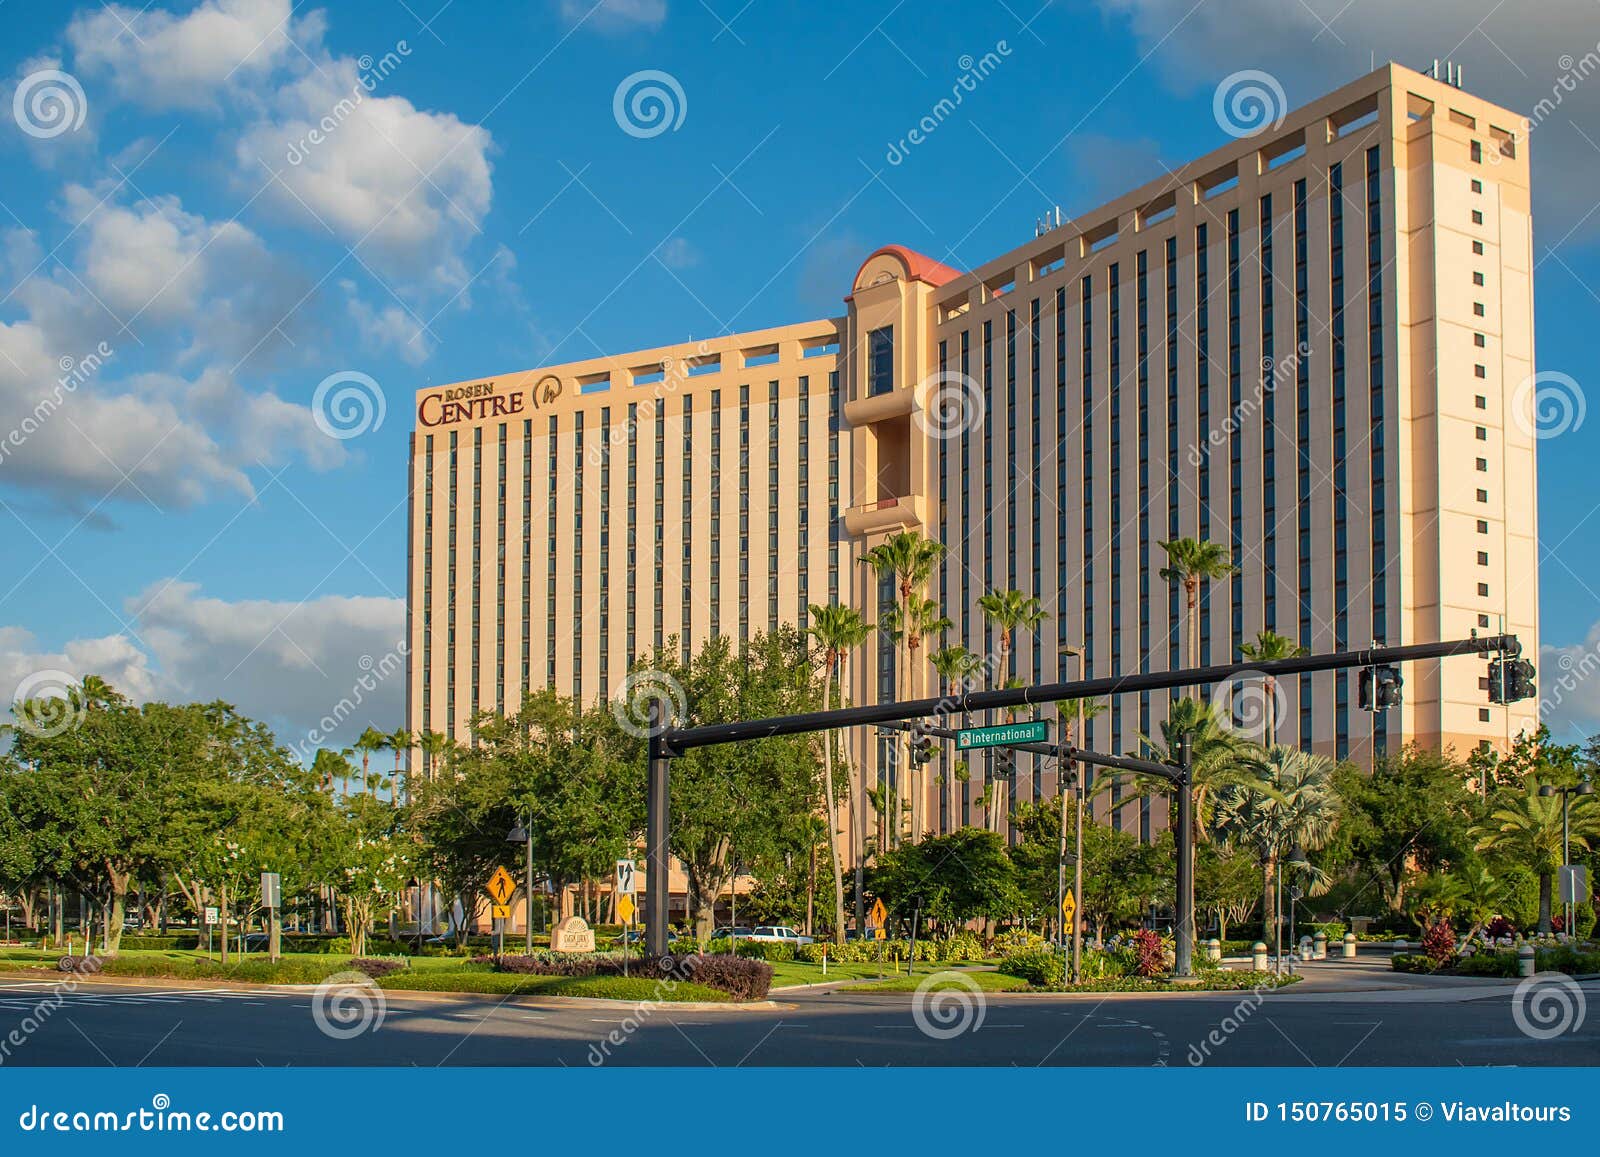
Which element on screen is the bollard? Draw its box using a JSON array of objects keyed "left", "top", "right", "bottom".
[
  {"left": 1518, "top": 944, "right": 1536, "bottom": 977},
  {"left": 1206, "top": 938, "right": 1221, "bottom": 962},
  {"left": 1313, "top": 931, "right": 1327, "bottom": 960},
  {"left": 1299, "top": 935, "right": 1313, "bottom": 961},
  {"left": 1342, "top": 932, "right": 1357, "bottom": 958},
  {"left": 1252, "top": 941, "right": 1269, "bottom": 970}
]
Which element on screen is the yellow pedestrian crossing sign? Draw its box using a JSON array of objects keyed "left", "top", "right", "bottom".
[
  {"left": 868, "top": 897, "right": 887, "bottom": 938},
  {"left": 491, "top": 904, "right": 511, "bottom": 921},
  {"left": 487, "top": 866, "right": 516, "bottom": 906},
  {"left": 1062, "top": 888, "right": 1077, "bottom": 924},
  {"left": 617, "top": 894, "right": 636, "bottom": 923}
]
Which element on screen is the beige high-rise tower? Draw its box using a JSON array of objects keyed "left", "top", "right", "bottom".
[{"left": 408, "top": 63, "right": 1539, "bottom": 847}]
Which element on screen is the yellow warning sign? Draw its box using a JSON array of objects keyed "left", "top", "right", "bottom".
[
  {"left": 617, "top": 894, "right": 636, "bottom": 922},
  {"left": 486, "top": 867, "right": 516, "bottom": 906},
  {"left": 491, "top": 903, "right": 511, "bottom": 921}
]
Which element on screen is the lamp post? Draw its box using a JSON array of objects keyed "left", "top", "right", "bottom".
[
  {"left": 1276, "top": 843, "right": 1307, "bottom": 973},
  {"left": 507, "top": 817, "right": 533, "bottom": 954},
  {"left": 1538, "top": 777, "right": 1593, "bottom": 934},
  {"left": 408, "top": 877, "right": 422, "bottom": 955}
]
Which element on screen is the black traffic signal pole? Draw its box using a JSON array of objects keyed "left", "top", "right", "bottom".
[{"left": 643, "top": 634, "right": 1518, "bottom": 959}]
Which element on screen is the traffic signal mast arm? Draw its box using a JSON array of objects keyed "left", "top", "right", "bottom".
[
  {"left": 875, "top": 719, "right": 1182, "bottom": 784},
  {"left": 657, "top": 634, "right": 1521, "bottom": 754}
]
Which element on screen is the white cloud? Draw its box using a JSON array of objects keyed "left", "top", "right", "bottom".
[
  {"left": 1098, "top": 0, "right": 1600, "bottom": 235},
  {"left": 560, "top": 0, "right": 668, "bottom": 33},
  {"left": 0, "top": 191, "right": 345, "bottom": 512},
  {"left": 1, "top": 583, "right": 408, "bottom": 758},
  {"left": 346, "top": 290, "right": 434, "bottom": 366},
  {"left": 66, "top": 0, "right": 297, "bottom": 111},
  {"left": 1540, "top": 624, "right": 1600, "bottom": 741},
  {"left": 239, "top": 52, "right": 495, "bottom": 290},
  {"left": 655, "top": 236, "right": 700, "bottom": 269}
]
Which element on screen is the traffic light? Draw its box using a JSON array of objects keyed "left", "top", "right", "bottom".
[
  {"left": 910, "top": 738, "right": 935, "bottom": 765},
  {"left": 1358, "top": 664, "right": 1403, "bottom": 711},
  {"left": 1488, "top": 657, "right": 1536, "bottom": 704}
]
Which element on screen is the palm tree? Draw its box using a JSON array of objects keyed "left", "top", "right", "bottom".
[
  {"left": 977, "top": 590, "right": 1049, "bottom": 834},
  {"left": 1054, "top": 696, "right": 1107, "bottom": 747},
  {"left": 1237, "top": 629, "right": 1307, "bottom": 745},
  {"left": 931, "top": 645, "right": 984, "bottom": 833},
  {"left": 1213, "top": 745, "right": 1342, "bottom": 944},
  {"left": 808, "top": 602, "right": 872, "bottom": 945},
  {"left": 1158, "top": 538, "right": 1238, "bottom": 688},
  {"left": 1476, "top": 779, "right": 1600, "bottom": 933},
  {"left": 354, "top": 727, "right": 387, "bottom": 797},
  {"left": 417, "top": 730, "right": 451, "bottom": 782},
  {"left": 861, "top": 531, "right": 947, "bottom": 843},
  {"left": 880, "top": 595, "right": 950, "bottom": 841},
  {"left": 388, "top": 727, "right": 412, "bottom": 805}
]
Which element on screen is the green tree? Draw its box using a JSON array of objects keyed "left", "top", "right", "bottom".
[
  {"left": 1214, "top": 745, "right": 1342, "bottom": 944},
  {"left": 808, "top": 602, "right": 872, "bottom": 945},
  {"left": 976, "top": 589, "right": 1049, "bottom": 834},
  {"left": 869, "top": 827, "right": 1019, "bottom": 936},
  {"left": 1475, "top": 778, "right": 1599, "bottom": 933},
  {"left": 354, "top": 726, "right": 388, "bottom": 796},
  {"left": 861, "top": 532, "right": 948, "bottom": 844}
]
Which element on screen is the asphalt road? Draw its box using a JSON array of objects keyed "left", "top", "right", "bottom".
[{"left": 1, "top": 968, "right": 1595, "bottom": 1067}]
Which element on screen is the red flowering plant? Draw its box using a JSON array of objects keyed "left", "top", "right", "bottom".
[{"left": 1133, "top": 928, "right": 1166, "bottom": 977}]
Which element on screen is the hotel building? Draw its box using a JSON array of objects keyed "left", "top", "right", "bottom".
[{"left": 407, "top": 63, "right": 1540, "bottom": 844}]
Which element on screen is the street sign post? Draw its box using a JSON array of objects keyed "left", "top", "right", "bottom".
[
  {"left": 1559, "top": 864, "right": 1588, "bottom": 904},
  {"left": 955, "top": 720, "right": 1049, "bottom": 750},
  {"left": 615, "top": 859, "right": 637, "bottom": 895},
  {"left": 260, "top": 873, "right": 281, "bottom": 962}
]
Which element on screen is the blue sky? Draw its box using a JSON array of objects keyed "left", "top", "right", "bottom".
[{"left": 1, "top": 0, "right": 1598, "bottom": 750}]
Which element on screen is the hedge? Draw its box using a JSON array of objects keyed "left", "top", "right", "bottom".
[{"left": 472, "top": 951, "right": 772, "bottom": 1000}]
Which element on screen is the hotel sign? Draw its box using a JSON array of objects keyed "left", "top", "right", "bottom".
[{"left": 416, "top": 375, "right": 564, "bottom": 427}]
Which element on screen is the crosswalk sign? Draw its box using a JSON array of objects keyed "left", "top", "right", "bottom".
[
  {"left": 1062, "top": 888, "right": 1077, "bottom": 924},
  {"left": 486, "top": 867, "right": 516, "bottom": 906}
]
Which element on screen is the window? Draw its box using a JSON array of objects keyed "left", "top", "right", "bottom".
[
  {"left": 1476, "top": 426, "right": 1487, "bottom": 440},
  {"left": 1473, "top": 302, "right": 1485, "bottom": 316},
  {"left": 1470, "top": 140, "right": 1482, "bottom": 163},
  {"left": 1476, "top": 488, "right": 1488, "bottom": 502},
  {"left": 1475, "top": 395, "right": 1487, "bottom": 409},
  {"left": 1476, "top": 457, "right": 1488, "bottom": 471},
  {"left": 1479, "top": 708, "right": 1491, "bottom": 722},
  {"left": 1473, "top": 550, "right": 1489, "bottom": 566},
  {"left": 1471, "top": 178, "right": 1482, "bottom": 193},
  {"left": 1477, "top": 582, "right": 1490, "bottom": 596},
  {"left": 867, "top": 326, "right": 895, "bottom": 396},
  {"left": 1473, "top": 272, "right": 1484, "bottom": 286},
  {"left": 1471, "top": 209, "right": 1484, "bottom": 224},
  {"left": 1474, "top": 332, "right": 1486, "bottom": 347},
  {"left": 1475, "top": 364, "right": 1486, "bottom": 378},
  {"left": 1472, "top": 240, "right": 1484, "bottom": 254},
  {"left": 1478, "top": 613, "right": 1491, "bottom": 627},
  {"left": 1477, "top": 519, "right": 1489, "bottom": 533}
]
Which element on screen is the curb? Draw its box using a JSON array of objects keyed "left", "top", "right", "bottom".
[{"left": 0, "top": 968, "right": 784, "bottom": 1012}]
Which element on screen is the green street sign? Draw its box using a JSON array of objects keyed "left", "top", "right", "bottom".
[{"left": 955, "top": 720, "right": 1049, "bottom": 750}]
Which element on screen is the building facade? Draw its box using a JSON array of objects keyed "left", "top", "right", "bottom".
[{"left": 408, "top": 63, "right": 1540, "bottom": 845}]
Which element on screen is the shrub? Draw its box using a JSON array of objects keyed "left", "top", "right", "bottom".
[
  {"left": 675, "top": 954, "right": 772, "bottom": 1000},
  {"left": 734, "top": 940, "right": 795, "bottom": 962},
  {"left": 997, "top": 946, "right": 1065, "bottom": 988},
  {"left": 119, "top": 935, "right": 199, "bottom": 951},
  {"left": 1391, "top": 953, "right": 1440, "bottom": 974},
  {"left": 469, "top": 950, "right": 771, "bottom": 999},
  {"left": 349, "top": 957, "right": 406, "bottom": 978},
  {"left": 992, "top": 929, "right": 1046, "bottom": 955},
  {"left": 1486, "top": 916, "right": 1517, "bottom": 940},
  {"left": 1453, "top": 951, "right": 1518, "bottom": 977},
  {"left": 1535, "top": 944, "right": 1600, "bottom": 975},
  {"left": 1422, "top": 920, "right": 1457, "bottom": 964},
  {"left": 1309, "top": 921, "right": 1346, "bottom": 941},
  {"left": 1133, "top": 929, "right": 1165, "bottom": 977}
]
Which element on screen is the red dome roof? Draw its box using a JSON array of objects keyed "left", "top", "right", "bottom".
[{"left": 851, "top": 245, "right": 964, "bottom": 293}]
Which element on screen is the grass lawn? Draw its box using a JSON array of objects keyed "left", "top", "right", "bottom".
[
  {"left": 850, "top": 969, "right": 1031, "bottom": 993},
  {"left": 0, "top": 946, "right": 471, "bottom": 981},
  {"left": 764, "top": 958, "right": 992, "bottom": 988}
]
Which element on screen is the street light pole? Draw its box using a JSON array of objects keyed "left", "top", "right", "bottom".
[{"left": 1538, "top": 777, "right": 1593, "bottom": 934}]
